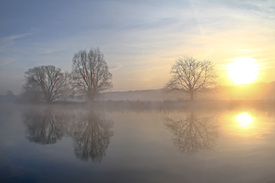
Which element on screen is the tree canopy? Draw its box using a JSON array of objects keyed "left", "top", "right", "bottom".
[
  {"left": 165, "top": 56, "right": 216, "bottom": 100},
  {"left": 71, "top": 48, "right": 112, "bottom": 101},
  {"left": 24, "top": 65, "right": 68, "bottom": 102}
]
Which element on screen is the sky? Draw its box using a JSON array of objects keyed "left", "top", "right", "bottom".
[{"left": 0, "top": 0, "right": 274, "bottom": 95}]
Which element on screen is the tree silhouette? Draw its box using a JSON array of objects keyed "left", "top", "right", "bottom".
[
  {"left": 24, "top": 65, "right": 69, "bottom": 102},
  {"left": 164, "top": 111, "right": 218, "bottom": 154},
  {"left": 23, "top": 107, "right": 113, "bottom": 162},
  {"left": 23, "top": 108, "right": 66, "bottom": 144},
  {"left": 164, "top": 56, "right": 216, "bottom": 100},
  {"left": 70, "top": 110, "right": 113, "bottom": 162},
  {"left": 71, "top": 48, "right": 113, "bottom": 101}
]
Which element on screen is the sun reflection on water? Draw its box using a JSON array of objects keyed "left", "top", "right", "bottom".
[
  {"left": 236, "top": 112, "right": 253, "bottom": 128},
  {"left": 220, "top": 110, "right": 273, "bottom": 138}
]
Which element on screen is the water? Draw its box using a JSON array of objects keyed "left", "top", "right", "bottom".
[{"left": 1, "top": 104, "right": 275, "bottom": 183}]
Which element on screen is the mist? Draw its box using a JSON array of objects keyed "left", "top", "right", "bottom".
[{"left": 1, "top": 0, "right": 275, "bottom": 182}]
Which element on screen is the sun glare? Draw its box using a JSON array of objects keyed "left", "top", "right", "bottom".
[
  {"left": 236, "top": 112, "right": 253, "bottom": 127},
  {"left": 227, "top": 57, "right": 259, "bottom": 85}
]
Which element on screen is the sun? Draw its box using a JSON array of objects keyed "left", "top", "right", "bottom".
[
  {"left": 236, "top": 112, "right": 253, "bottom": 127},
  {"left": 227, "top": 57, "right": 259, "bottom": 85}
]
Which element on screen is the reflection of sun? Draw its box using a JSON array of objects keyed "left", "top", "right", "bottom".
[
  {"left": 227, "top": 57, "right": 259, "bottom": 85},
  {"left": 236, "top": 112, "right": 253, "bottom": 127}
]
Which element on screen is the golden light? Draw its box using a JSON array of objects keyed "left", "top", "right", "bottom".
[
  {"left": 227, "top": 57, "right": 259, "bottom": 85},
  {"left": 236, "top": 112, "right": 253, "bottom": 127}
]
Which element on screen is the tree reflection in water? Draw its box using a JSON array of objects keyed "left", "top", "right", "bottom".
[
  {"left": 23, "top": 108, "right": 65, "bottom": 144},
  {"left": 23, "top": 107, "right": 113, "bottom": 162},
  {"left": 70, "top": 111, "right": 113, "bottom": 162},
  {"left": 164, "top": 111, "right": 218, "bottom": 154}
]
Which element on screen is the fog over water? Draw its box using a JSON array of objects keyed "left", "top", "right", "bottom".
[
  {"left": 1, "top": 0, "right": 275, "bottom": 182},
  {"left": 1, "top": 102, "right": 275, "bottom": 183}
]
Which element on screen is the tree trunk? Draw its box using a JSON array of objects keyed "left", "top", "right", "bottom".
[
  {"left": 88, "top": 94, "right": 94, "bottom": 102},
  {"left": 45, "top": 94, "right": 53, "bottom": 103},
  {"left": 87, "top": 90, "right": 96, "bottom": 102},
  {"left": 190, "top": 91, "right": 194, "bottom": 101}
]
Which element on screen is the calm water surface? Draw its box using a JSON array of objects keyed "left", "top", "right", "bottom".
[{"left": 1, "top": 104, "right": 275, "bottom": 183}]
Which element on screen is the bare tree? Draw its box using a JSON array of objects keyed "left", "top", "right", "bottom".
[
  {"left": 23, "top": 108, "right": 66, "bottom": 144},
  {"left": 70, "top": 110, "right": 113, "bottom": 162},
  {"left": 164, "top": 111, "right": 218, "bottom": 154},
  {"left": 164, "top": 56, "right": 216, "bottom": 100},
  {"left": 71, "top": 48, "right": 112, "bottom": 101},
  {"left": 24, "top": 65, "right": 68, "bottom": 103}
]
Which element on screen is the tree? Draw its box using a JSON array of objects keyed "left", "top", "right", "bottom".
[
  {"left": 23, "top": 108, "right": 65, "bottom": 144},
  {"left": 71, "top": 48, "right": 112, "bottom": 101},
  {"left": 70, "top": 110, "right": 113, "bottom": 162},
  {"left": 164, "top": 56, "right": 216, "bottom": 100},
  {"left": 164, "top": 111, "right": 218, "bottom": 154},
  {"left": 24, "top": 65, "right": 68, "bottom": 103}
]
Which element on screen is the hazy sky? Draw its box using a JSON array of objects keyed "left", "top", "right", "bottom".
[{"left": 0, "top": 0, "right": 274, "bottom": 94}]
